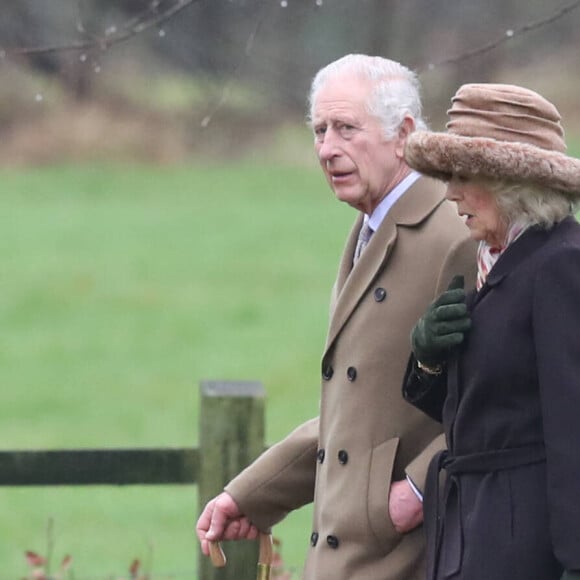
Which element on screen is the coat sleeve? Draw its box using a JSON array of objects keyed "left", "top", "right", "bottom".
[
  {"left": 402, "top": 230, "right": 474, "bottom": 422},
  {"left": 402, "top": 355, "right": 447, "bottom": 422},
  {"left": 403, "top": 357, "right": 447, "bottom": 493},
  {"left": 434, "top": 235, "right": 478, "bottom": 295},
  {"left": 225, "top": 417, "right": 318, "bottom": 531},
  {"left": 403, "top": 232, "right": 475, "bottom": 493},
  {"left": 534, "top": 243, "right": 580, "bottom": 570},
  {"left": 402, "top": 234, "right": 473, "bottom": 421}
]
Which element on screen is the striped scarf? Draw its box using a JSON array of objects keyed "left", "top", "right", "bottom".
[{"left": 476, "top": 220, "right": 529, "bottom": 290}]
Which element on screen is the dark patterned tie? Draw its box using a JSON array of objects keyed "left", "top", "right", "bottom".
[{"left": 354, "top": 222, "right": 373, "bottom": 263}]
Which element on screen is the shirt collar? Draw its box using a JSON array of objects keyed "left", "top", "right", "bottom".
[{"left": 365, "top": 171, "right": 422, "bottom": 232}]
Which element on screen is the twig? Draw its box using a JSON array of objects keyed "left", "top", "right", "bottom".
[
  {"left": 200, "top": 9, "right": 265, "bottom": 128},
  {"left": 418, "top": 0, "right": 580, "bottom": 72},
  {"left": 0, "top": 0, "right": 201, "bottom": 57},
  {"left": 3, "top": 0, "right": 578, "bottom": 74}
]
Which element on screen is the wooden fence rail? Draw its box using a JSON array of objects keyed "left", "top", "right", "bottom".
[{"left": 0, "top": 380, "right": 267, "bottom": 580}]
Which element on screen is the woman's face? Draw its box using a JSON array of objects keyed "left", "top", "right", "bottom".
[{"left": 446, "top": 177, "right": 507, "bottom": 247}]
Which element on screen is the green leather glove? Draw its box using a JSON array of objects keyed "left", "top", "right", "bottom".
[
  {"left": 561, "top": 571, "right": 580, "bottom": 580},
  {"left": 411, "top": 275, "right": 471, "bottom": 367}
]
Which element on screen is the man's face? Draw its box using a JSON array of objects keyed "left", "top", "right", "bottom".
[{"left": 312, "top": 73, "right": 407, "bottom": 215}]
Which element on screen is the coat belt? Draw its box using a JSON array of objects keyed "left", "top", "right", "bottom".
[{"left": 424, "top": 444, "right": 546, "bottom": 580}]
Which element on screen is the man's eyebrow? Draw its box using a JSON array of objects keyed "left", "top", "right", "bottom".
[{"left": 330, "top": 114, "right": 358, "bottom": 123}]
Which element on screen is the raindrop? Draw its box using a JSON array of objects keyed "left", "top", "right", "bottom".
[
  {"left": 201, "top": 116, "right": 211, "bottom": 128},
  {"left": 0, "top": 50, "right": 6, "bottom": 59},
  {"left": 79, "top": 53, "right": 87, "bottom": 62},
  {"left": 35, "top": 93, "right": 43, "bottom": 102},
  {"left": 158, "top": 28, "right": 166, "bottom": 37},
  {"left": 428, "top": 63, "right": 435, "bottom": 71},
  {"left": 105, "top": 25, "right": 117, "bottom": 36},
  {"left": 280, "top": 0, "right": 288, "bottom": 6},
  {"left": 94, "top": 65, "right": 101, "bottom": 74},
  {"left": 315, "top": 0, "right": 323, "bottom": 5},
  {"left": 505, "top": 29, "right": 514, "bottom": 37}
]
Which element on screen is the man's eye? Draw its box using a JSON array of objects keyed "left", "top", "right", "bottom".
[
  {"left": 314, "top": 126, "right": 326, "bottom": 140},
  {"left": 339, "top": 124, "right": 356, "bottom": 137}
]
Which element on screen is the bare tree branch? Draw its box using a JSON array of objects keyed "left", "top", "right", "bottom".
[
  {"left": 0, "top": 0, "right": 201, "bottom": 57},
  {"left": 201, "top": 14, "right": 265, "bottom": 128},
  {"left": 418, "top": 0, "right": 580, "bottom": 72},
  {"left": 2, "top": 0, "right": 578, "bottom": 74}
]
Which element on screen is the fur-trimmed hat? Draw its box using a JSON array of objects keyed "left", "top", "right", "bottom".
[{"left": 405, "top": 83, "right": 580, "bottom": 198}]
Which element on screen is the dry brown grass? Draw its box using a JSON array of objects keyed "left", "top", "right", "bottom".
[
  {"left": 1, "top": 51, "right": 578, "bottom": 167},
  {"left": 0, "top": 102, "right": 315, "bottom": 167},
  {"left": 0, "top": 103, "right": 181, "bottom": 166}
]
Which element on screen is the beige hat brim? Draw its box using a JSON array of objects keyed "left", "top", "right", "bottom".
[{"left": 405, "top": 131, "right": 580, "bottom": 198}]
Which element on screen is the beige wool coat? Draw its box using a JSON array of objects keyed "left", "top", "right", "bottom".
[{"left": 226, "top": 176, "right": 477, "bottom": 580}]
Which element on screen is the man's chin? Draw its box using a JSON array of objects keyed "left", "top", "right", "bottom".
[{"left": 333, "top": 187, "right": 359, "bottom": 205}]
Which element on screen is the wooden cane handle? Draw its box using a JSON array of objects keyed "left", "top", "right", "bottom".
[
  {"left": 258, "top": 532, "right": 273, "bottom": 566},
  {"left": 208, "top": 533, "right": 272, "bottom": 572},
  {"left": 257, "top": 533, "right": 274, "bottom": 580},
  {"left": 208, "top": 540, "right": 226, "bottom": 568}
]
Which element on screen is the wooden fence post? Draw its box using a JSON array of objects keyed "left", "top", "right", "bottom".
[{"left": 198, "top": 380, "right": 266, "bottom": 580}]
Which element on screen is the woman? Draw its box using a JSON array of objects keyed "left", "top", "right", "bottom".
[{"left": 402, "top": 83, "right": 580, "bottom": 580}]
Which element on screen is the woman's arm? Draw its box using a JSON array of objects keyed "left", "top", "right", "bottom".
[{"left": 402, "top": 355, "right": 448, "bottom": 422}]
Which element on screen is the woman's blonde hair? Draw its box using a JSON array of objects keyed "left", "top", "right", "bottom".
[{"left": 488, "top": 179, "right": 576, "bottom": 228}]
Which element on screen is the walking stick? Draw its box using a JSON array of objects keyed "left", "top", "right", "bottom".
[{"left": 209, "top": 532, "right": 274, "bottom": 580}]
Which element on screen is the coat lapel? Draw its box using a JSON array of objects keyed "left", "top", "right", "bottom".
[
  {"left": 325, "top": 177, "right": 445, "bottom": 352},
  {"left": 470, "top": 225, "right": 550, "bottom": 309},
  {"left": 325, "top": 215, "right": 398, "bottom": 350},
  {"left": 333, "top": 215, "right": 363, "bottom": 299}
]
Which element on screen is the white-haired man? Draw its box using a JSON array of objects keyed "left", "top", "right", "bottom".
[{"left": 197, "top": 54, "right": 476, "bottom": 579}]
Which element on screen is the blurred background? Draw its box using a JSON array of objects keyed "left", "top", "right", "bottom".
[
  {"left": 1, "top": 0, "right": 579, "bottom": 165},
  {"left": 1, "top": 0, "right": 579, "bottom": 577}
]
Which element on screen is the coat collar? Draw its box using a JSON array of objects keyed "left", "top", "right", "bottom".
[
  {"left": 325, "top": 177, "right": 446, "bottom": 352},
  {"left": 469, "top": 223, "right": 551, "bottom": 307}
]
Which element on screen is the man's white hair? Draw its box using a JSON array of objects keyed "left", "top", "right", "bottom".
[{"left": 307, "top": 54, "right": 428, "bottom": 139}]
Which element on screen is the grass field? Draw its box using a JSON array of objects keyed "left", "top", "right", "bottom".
[
  {"left": 2, "top": 144, "right": 579, "bottom": 578},
  {"left": 0, "top": 162, "right": 353, "bottom": 578}
]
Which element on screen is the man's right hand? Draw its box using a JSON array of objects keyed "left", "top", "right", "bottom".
[{"left": 196, "top": 492, "right": 259, "bottom": 556}]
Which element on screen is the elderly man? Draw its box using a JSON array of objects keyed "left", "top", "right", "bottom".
[{"left": 196, "top": 54, "right": 476, "bottom": 579}]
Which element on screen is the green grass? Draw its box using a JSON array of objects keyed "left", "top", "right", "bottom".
[
  {"left": 5, "top": 146, "right": 579, "bottom": 578},
  {"left": 0, "top": 162, "right": 353, "bottom": 577}
]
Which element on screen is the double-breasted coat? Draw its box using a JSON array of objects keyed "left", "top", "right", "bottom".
[
  {"left": 226, "top": 176, "right": 476, "bottom": 579},
  {"left": 404, "top": 216, "right": 580, "bottom": 579}
]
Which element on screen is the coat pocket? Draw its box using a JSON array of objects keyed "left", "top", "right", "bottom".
[{"left": 367, "top": 437, "right": 402, "bottom": 551}]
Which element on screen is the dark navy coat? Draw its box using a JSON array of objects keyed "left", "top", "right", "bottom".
[{"left": 404, "top": 216, "right": 580, "bottom": 580}]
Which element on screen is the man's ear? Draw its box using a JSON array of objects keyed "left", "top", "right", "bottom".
[{"left": 395, "top": 116, "right": 416, "bottom": 158}]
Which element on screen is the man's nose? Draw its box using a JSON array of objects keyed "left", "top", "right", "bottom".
[{"left": 317, "top": 130, "right": 340, "bottom": 162}]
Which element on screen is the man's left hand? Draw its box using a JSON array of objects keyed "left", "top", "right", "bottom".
[{"left": 388, "top": 479, "right": 423, "bottom": 533}]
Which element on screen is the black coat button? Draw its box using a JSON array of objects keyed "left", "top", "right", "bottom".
[
  {"left": 347, "top": 366, "right": 357, "bottom": 381},
  {"left": 338, "top": 450, "right": 349, "bottom": 464},
  {"left": 317, "top": 449, "right": 325, "bottom": 463},
  {"left": 310, "top": 532, "right": 319, "bottom": 546},
  {"left": 326, "top": 535, "right": 340, "bottom": 549},
  {"left": 374, "top": 287, "right": 387, "bottom": 302},
  {"left": 322, "top": 365, "right": 334, "bottom": 380}
]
